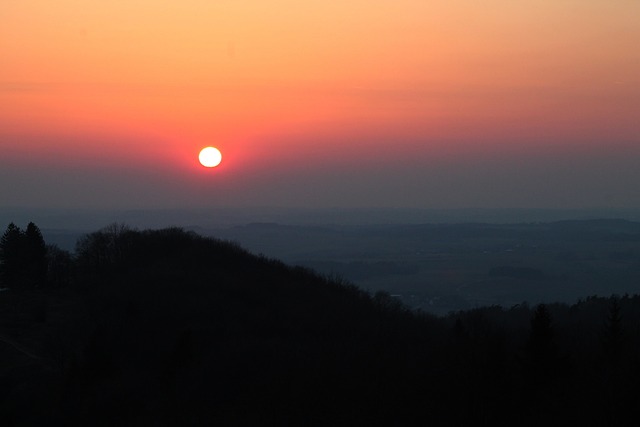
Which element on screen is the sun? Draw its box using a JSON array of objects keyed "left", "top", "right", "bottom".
[{"left": 199, "top": 147, "right": 222, "bottom": 168}]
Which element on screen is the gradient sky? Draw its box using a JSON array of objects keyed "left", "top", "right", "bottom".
[{"left": 2, "top": 1, "right": 639, "bottom": 210}]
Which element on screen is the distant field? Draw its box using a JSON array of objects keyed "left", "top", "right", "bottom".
[{"left": 208, "top": 220, "right": 640, "bottom": 315}]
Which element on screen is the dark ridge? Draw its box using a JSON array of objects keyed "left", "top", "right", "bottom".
[{"left": 2, "top": 224, "right": 640, "bottom": 425}]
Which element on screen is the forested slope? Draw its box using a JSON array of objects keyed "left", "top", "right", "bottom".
[{"left": 1, "top": 224, "right": 639, "bottom": 426}]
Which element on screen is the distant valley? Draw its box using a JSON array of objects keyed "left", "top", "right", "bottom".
[
  {"left": 205, "top": 220, "right": 640, "bottom": 314},
  {"left": 36, "top": 216, "right": 640, "bottom": 315}
]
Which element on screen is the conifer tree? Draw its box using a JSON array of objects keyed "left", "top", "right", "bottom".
[
  {"left": 523, "top": 304, "right": 560, "bottom": 386},
  {"left": 24, "top": 222, "right": 47, "bottom": 287},
  {"left": 0, "top": 222, "right": 48, "bottom": 289},
  {"left": 0, "top": 222, "right": 24, "bottom": 287},
  {"left": 603, "top": 296, "right": 623, "bottom": 364}
]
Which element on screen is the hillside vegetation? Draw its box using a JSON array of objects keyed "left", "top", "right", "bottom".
[{"left": 1, "top": 224, "right": 640, "bottom": 426}]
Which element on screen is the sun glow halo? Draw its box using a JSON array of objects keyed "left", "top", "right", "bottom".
[{"left": 199, "top": 147, "right": 222, "bottom": 168}]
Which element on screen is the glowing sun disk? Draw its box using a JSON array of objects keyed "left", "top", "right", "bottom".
[{"left": 199, "top": 146, "right": 222, "bottom": 168}]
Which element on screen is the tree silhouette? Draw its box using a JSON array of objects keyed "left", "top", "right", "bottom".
[
  {"left": 523, "top": 304, "right": 560, "bottom": 386},
  {"left": 599, "top": 296, "right": 630, "bottom": 427},
  {"left": 0, "top": 222, "right": 48, "bottom": 289},
  {"left": 46, "top": 244, "right": 73, "bottom": 288},
  {"left": 75, "top": 223, "right": 133, "bottom": 275},
  {"left": 0, "top": 223, "right": 24, "bottom": 288},
  {"left": 602, "top": 296, "right": 623, "bottom": 364},
  {"left": 24, "top": 222, "right": 47, "bottom": 288}
]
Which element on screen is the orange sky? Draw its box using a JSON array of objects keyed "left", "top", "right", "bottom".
[{"left": 1, "top": 1, "right": 639, "bottom": 209}]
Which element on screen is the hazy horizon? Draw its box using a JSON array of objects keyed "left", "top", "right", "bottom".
[
  {"left": 2, "top": 1, "right": 639, "bottom": 211},
  {"left": 4, "top": 206, "right": 640, "bottom": 229}
]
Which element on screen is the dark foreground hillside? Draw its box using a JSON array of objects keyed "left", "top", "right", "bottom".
[{"left": 2, "top": 225, "right": 640, "bottom": 426}]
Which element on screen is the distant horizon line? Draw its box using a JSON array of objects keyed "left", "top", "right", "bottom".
[
  {"left": 3, "top": 205, "right": 640, "bottom": 232},
  {"left": 3, "top": 205, "right": 640, "bottom": 213}
]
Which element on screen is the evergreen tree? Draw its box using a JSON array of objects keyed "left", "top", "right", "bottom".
[
  {"left": 0, "top": 222, "right": 48, "bottom": 289},
  {"left": 24, "top": 222, "right": 48, "bottom": 288},
  {"left": 0, "top": 223, "right": 24, "bottom": 287},
  {"left": 600, "top": 296, "right": 628, "bottom": 426},
  {"left": 602, "top": 297, "right": 623, "bottom": 362},
  {"left": 523, "top": 304, "right": 560, "bottom": 386}
]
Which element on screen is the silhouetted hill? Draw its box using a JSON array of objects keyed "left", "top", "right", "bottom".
[
  {"left": 1, "top": 226, "right": 437, "bottom": 426},
  {"left": 2, "top": 225, "right": 640, "bottom": 426}
]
